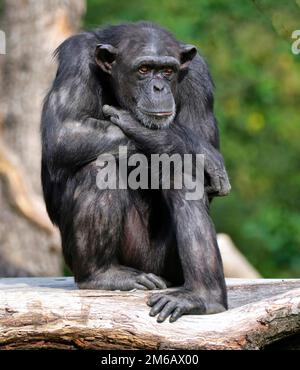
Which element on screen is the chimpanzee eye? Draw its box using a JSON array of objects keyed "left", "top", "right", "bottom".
[
  {"left": 163, "top": 68, "right": 174, "bottom": 77},
  {"left": 138, "top": 65, "right": 151, "bottom": 75}
]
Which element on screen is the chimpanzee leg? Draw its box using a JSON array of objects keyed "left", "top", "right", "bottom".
[
  {"left": 148, "top": 190, "right": 227, "bottom": 322},
  {"left": 60, "top": 178, "right": 167, "bottom": 291}
]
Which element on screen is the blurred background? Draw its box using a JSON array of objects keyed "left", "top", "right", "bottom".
[{"left": 0, "top": 0, "right": 299, "bottom": 279}]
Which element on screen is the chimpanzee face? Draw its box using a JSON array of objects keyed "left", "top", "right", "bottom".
[{"left": 95, "top": 32, "right": 196, "bottom": 129}]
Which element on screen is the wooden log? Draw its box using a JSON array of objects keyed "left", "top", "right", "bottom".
[{"left": 0, "top": 277, "right": 300, "bottom": 350}]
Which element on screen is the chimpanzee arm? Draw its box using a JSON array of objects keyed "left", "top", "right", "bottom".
[
  {"left": 103, "top": 105, "right": 230, "bottom": 196},
  {"left": 42, "top": 100, "right": 127, "bottom": 173},
  {"left": 41, "top": 33, "right": 131, "bottom": 174},
  {"left": 148, "top": 190, "right": 227, "bottom": 322},
  {"left": 176, "top": 53, "right": 220, "bottom": 149},
  {"left": 103, "top": 105, "right": 228, "bottom": 322}
]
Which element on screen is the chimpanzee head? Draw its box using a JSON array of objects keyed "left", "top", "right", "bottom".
[{"left": 95, "top": 23, "right": 197, "bottom": 128}]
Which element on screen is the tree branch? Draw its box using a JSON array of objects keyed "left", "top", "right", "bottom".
[{"left": 0, "top": 277, "right": 300, "bottom": 349}]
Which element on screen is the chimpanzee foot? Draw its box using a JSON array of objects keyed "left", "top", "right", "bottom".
[
  {"left": 147, "top": 288, "right": 227, "bottom": 323},
  {"left": 77, "top": 266, "right": 168, "bottom": 291},
  {"left": 132, "top": 272, "right": 168, "bottom": 290}
]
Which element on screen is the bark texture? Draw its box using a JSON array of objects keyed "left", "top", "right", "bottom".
[{"left": 0, "top": 277, "right": 300, "bottom": 350}]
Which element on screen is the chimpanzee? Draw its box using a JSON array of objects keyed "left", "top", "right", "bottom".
[{"left": 41, "top": 22, "right": 231, "bottom": 323}]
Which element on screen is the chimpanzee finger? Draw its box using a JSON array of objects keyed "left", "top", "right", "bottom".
[
  {"left": 169, "top": 307, "right": 184, "bottom": 322},
  {"left": 146, "top": 273, "right": 168, "bottom": 289},
  {"left": 157, "top": 301, "right": 177, "bottom": 323},
  {"left": 103, "top": 105, "right": 119, "bottom": 118},
  {"left": 109, "top": 116, "right": 121, "bottom": 126},
  {"left": 209, "top": 172, "right": 221, "bottom": 194},
  {"left": 149, "top": 297, "right": 168, "bottom": 316},
  {"left": 219, "top": 174, "right": 231, "bottom": 196},
  {"left": 136, "top": 274, "right": 157, "bottom": 290},
  {"left": 133, "top": 283, "right": 148, "bottom": 290},
  {"left": 147, "top": 293, "right": 164, "bottom": 306},
  {"left": 205, "top": 185, "right": 216, "bottom": 194}
]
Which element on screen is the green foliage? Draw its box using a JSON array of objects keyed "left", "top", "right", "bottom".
[{"left": 84, "top": 0, "right": 300, "bottom": 277}]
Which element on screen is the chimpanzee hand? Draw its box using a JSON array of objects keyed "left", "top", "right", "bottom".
[
  {"left": 78, "top": 266, "right": 169, "bottom": 291},
  {"left": 103, "top": 105, "right": 139, "bottom": 130},
  {"left": 147, "top": 288, "right": 226, "bottom": 323},
  {"left": 201, "top": 143, "right": 231, "bottom": 196}
]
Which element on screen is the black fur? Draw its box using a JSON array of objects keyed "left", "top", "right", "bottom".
[{"left": 41, "top": 22, "right": 230, "bottom": 322}]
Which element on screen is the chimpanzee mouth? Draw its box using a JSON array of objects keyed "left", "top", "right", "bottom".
[
  {"left": 140, "top": 109, "right": 174, "bottom": 117},
  {"left": 136, "top": 107, "right": 176, "bottom": 129}
]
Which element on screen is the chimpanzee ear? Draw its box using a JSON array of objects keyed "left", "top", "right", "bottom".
[
  {"left": 180, "top": 44, "right": 197, "bottom": 70},
  {"left": 95, "top": 44, "right": 118, "bottom": 74}
]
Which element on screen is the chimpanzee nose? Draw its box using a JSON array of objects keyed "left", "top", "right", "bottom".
[{"left": 153, "top": 82, "right": 165, "bottom": 92}]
